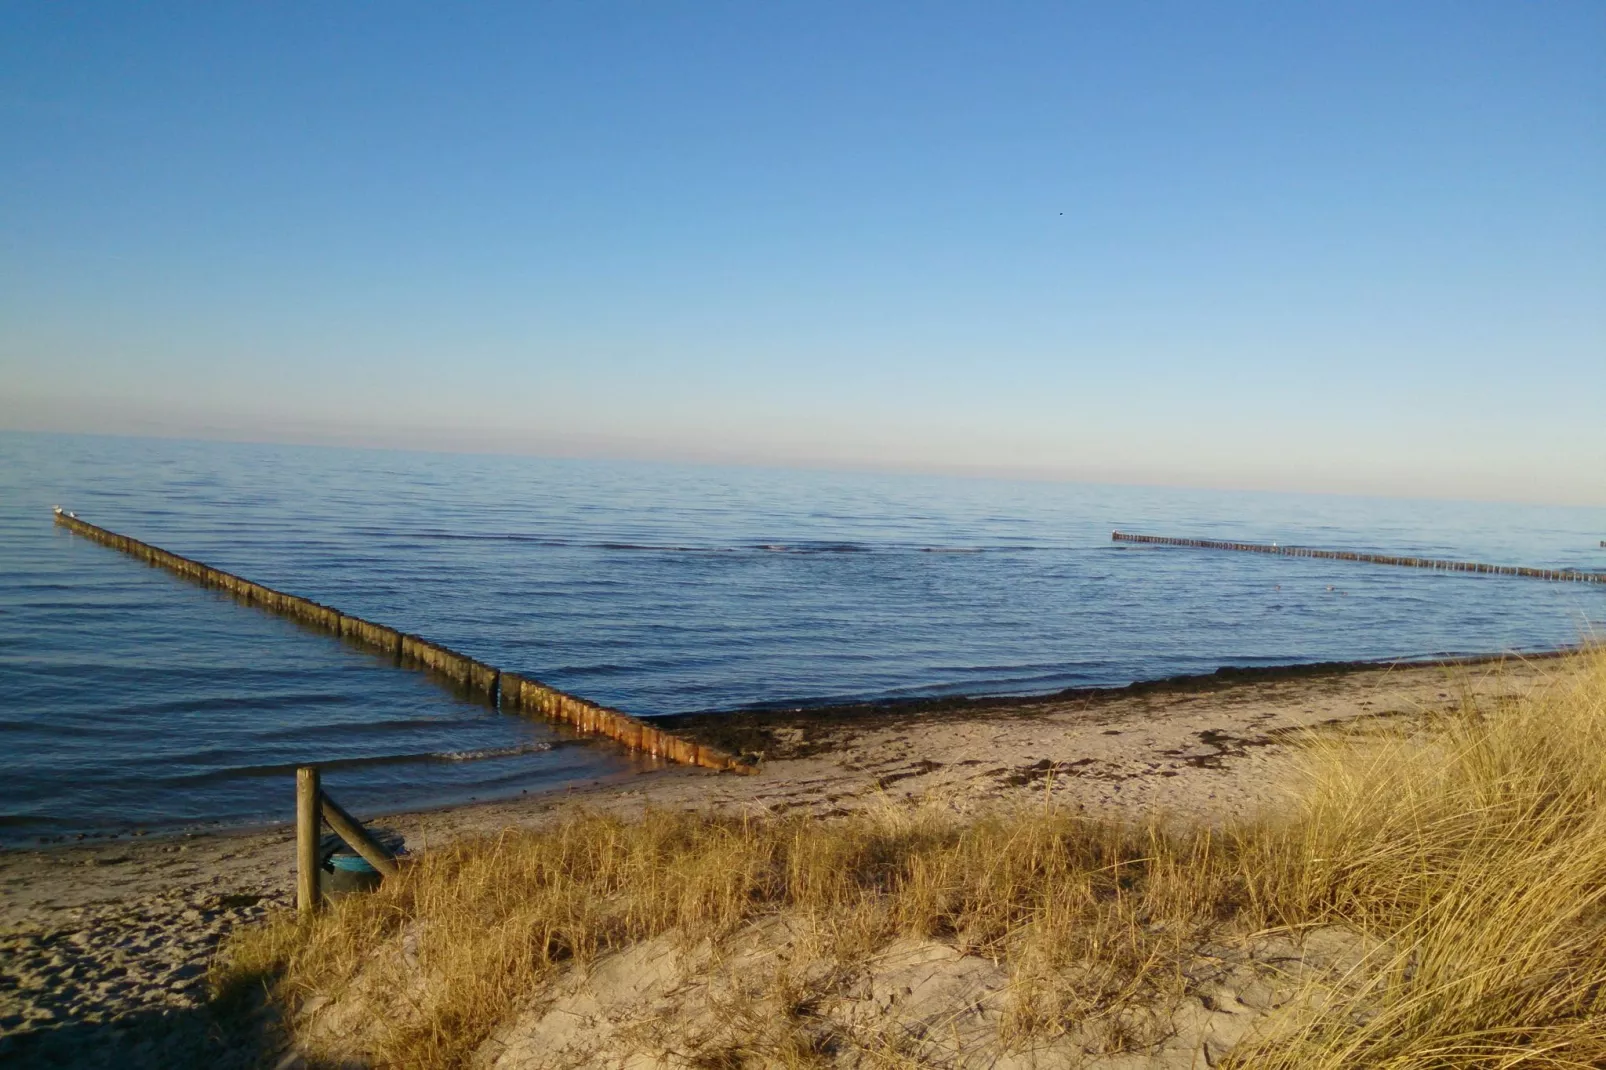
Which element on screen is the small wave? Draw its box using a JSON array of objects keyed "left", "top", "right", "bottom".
[
  {"left": 5, "top": 581, "right": 82, "bottom": 593},
  {"left": 332, "top": 533, "right": 1096, "bottom": 556},
  {"left": 254, "top": 716, "right": 509, "bottom": 743},
  {"left": 438, "top": 742, "right": 556, "bottom": 761},
  {"left": 751, "top": 542, "right": 871, "bottom": 554},
  {"left": 0, "top": 813, "right": 70, "bottom": 829},
  {"left": 348, "top": 529, "right": 572, "bottom": 546},
  {"left": 154, "top": 742, "right": 560, "bottom": 787},
  {"left": 347, "top": 530, "right": 735, "bottom": 553},
  {"left": 112, "top": 693, "right": 354, "bottom": 719}
]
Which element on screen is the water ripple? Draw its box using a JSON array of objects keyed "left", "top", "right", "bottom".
[{"left": 3, "top": 431, "right": 1603, "bottom": 841}]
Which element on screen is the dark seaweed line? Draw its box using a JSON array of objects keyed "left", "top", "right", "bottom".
[
  {"left": 1111, "top": 531, "right": 1605, "bottom": 584},
  {"left": 51, "top": 508, "right": 752, "bottom": 775}
]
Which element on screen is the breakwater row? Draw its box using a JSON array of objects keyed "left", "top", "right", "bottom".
[
  {"left": 1112, "top": 531, "right": 1606, "bottom": 584},
  {"left": 52, "top": 508, "right": 752, "bottom": 773}
]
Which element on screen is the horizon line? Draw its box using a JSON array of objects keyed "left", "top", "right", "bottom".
[{"left": 5, "top": 422, "right": 1604, "bottom": 512}]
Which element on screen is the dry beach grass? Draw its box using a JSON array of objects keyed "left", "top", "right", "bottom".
[{"left": 220, "top": 650, "right": 1606, "bottom": 1068}]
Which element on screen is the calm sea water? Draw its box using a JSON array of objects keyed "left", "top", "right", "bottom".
[{"left": 3, "top": 431, "right": 1602, "bottom": 843}]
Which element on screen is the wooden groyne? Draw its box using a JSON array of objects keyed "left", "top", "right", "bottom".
[
  {"left": 53, "top": 508, "right": 753, "bottom": 773},
  {"left": 1112, "top": 531, "right": 1606, "bottom": 585}
]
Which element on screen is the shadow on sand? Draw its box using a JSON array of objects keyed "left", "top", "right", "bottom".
[{"left": 0, "top": 974, "right": 341, "bottom": 1070}]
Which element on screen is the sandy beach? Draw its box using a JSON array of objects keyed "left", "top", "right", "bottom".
[{"left": 0, "top": 650, "right": 1587, "bottom": 1066}]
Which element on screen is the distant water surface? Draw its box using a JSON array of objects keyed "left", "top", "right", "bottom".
[{"left": 2, "top": 432, "right": 1602, "bottom": 842}]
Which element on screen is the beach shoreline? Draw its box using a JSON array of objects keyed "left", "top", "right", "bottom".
[
  {"left": 5, "top": 644, "right": 1592, "bottom": 856},
  {"left": 3, "top": 648, "right": 1589, "bottom": 913},
  {"left": 3, "top": 646, "right": 1591, "bottom": 1064},
  {"left": 5, "top": 646, "right": 1593, "bottom": 855},
  {"left": 659, "top": 643, "right": 1593, "bottom": 752}
]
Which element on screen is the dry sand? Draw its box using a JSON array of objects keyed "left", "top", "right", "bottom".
[
  {"left": 0, "top": 652, "right": 1585, "bottom": 1067},
  {"left": 451, "top": 913, "right": 1381, "bottom": 1069}
]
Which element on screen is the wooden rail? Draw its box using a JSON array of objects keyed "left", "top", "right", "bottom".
[
  {"left": 296, "top": 765, "right": 401, "bottom": 914},
  {"left": 1112, "top": 531, "right": 1606, "bottom": 584},
  {"left": 53, "top": 508, "right": 753, "bottom": 773}
]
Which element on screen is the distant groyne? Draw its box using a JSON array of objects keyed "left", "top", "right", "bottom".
[
  {"left": 53, "top": 508, "right": 753, "bottom": 773},
  {"left": 1112, "top": 531, "right": 1606, "bottom": 584}
]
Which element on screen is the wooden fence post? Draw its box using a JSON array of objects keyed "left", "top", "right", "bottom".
[{"left": 297, "top": 766, "right": 322, "bottom": 915}]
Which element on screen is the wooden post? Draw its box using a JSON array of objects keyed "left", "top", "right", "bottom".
[
  {"left": 319, "top": 791, "right": 400, "bottom": 879},
  {"left": 296, "top": 766, "right": 322, "bottom": 915}
]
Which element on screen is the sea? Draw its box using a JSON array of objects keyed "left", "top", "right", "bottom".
[{"left": 2, "top": 431, "right": 1602, "bottom": 845}]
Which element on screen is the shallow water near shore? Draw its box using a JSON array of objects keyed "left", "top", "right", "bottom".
[{"left": 2, "top": 431, "right": 1602, "bottom": 842}]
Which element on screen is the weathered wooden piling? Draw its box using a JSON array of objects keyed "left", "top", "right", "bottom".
[
  {"left": 53, "top": 508, "right": 752, "bottom": 773},
  {"left": 493, "top": 666, "right": 750, "bottom": 772},
  {"left": 296, "top": 766, "right": 321, "bottom": 915},
  {"left": 1111, "top": 531, "right": 1606, "bottom": 584},
  {"left": 466, "top": 658, "right": 499, "bottom": 697},
  {"left": 340, "top": 616, "right": 404, "bottom": 659}
]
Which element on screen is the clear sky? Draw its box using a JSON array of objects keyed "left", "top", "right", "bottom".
[{"left": 2, "top": 3, "right": 1602, "bottom": 504}]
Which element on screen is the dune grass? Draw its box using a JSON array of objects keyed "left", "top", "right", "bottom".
[{"left": 218, "top": 651, "right": 1606, "bottom": 1068}]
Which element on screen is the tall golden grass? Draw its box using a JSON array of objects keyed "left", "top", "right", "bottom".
[
  {"left": 1224, "top": 652, "right": 1606, "bottom": 1068},
  {"left": 219, "top": 652, "right": 1606, "bottom": 1068}
]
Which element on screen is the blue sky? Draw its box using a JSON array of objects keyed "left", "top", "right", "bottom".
[{"left": 2, "top": 3, "right": 1602, "bottom": 504}]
